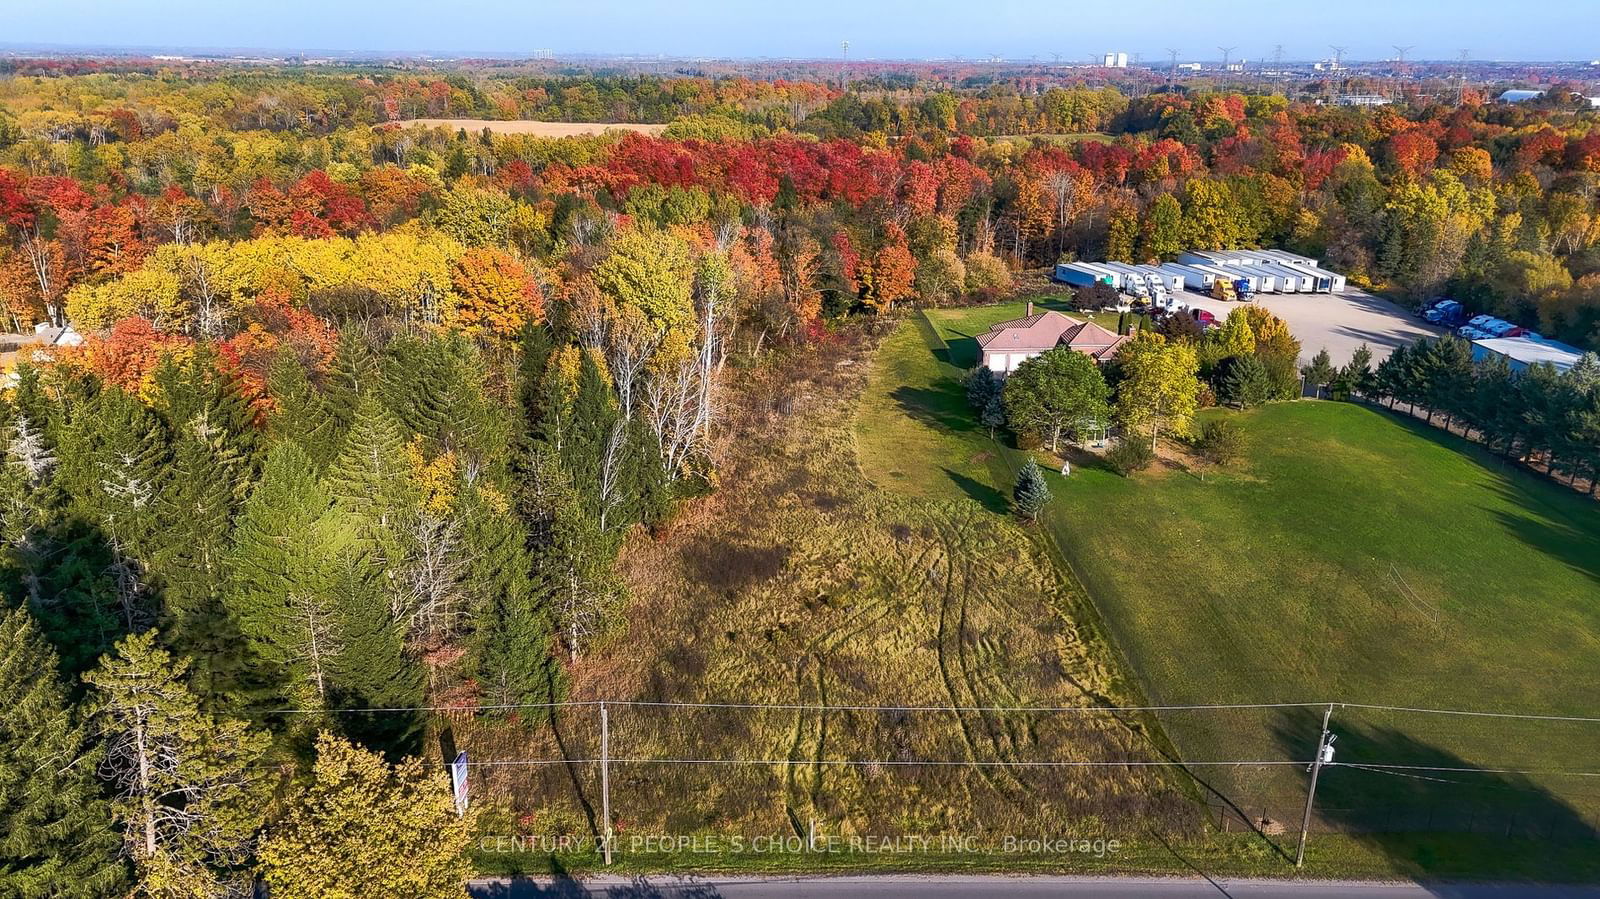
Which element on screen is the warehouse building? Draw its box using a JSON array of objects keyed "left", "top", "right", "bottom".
[{"left": 1471, "top": 336, "right": 1585, "bottom": 373}]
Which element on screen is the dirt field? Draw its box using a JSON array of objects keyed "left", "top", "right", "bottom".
[
  {"left": 1179, "top": 289, "right": 1444, "bottom": 366},
  {"left": 394, "top": 119, "right": 668, "bottom": 137}
]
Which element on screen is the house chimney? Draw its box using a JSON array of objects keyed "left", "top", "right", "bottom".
[{"left": 1027, "top": 301, "right": 1034, "bottom": 317}]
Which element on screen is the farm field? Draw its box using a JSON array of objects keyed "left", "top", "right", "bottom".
[
  {"left": 856, "top": 302, "right": 1600, "bottom": 859},
  {"left": 395, "top": 118, "right": 668, "bottom": 136}
]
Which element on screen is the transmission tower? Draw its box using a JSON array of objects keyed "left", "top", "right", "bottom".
[
  {"left": 1167, "top": 48, "right": 1180, "bottom": 87},
  {"left": 1457, "top": 48, "right": 1470, "bottom": 104},
  {"left": 1391, "top": 45, "right": 1413, "bottom": 102}
]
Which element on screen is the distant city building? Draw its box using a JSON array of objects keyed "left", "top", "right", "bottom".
[
  {"left": 1177, "top": 62, "right": 1202, "bottom": 71},
  {"left": 1498, "top": 89, "right": 1546, "bottom": 103},
  {"left": 1335, "top": 94, "right": 1391, "bottom": 107},
  {"left": 1102, "top": 52, "right": 1128, "bottom": 68}
]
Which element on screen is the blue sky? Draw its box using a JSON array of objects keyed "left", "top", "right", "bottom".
[{"left": 5, "top": 0, "right": 1597, "bottom": 62}]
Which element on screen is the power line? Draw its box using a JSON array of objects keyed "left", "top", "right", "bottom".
[
  {"left": 246, "top": 697, "right": 1600, "bottom": 724},
  {"left": 449, "top": 757, "right": 1600, "bottom": 779}
]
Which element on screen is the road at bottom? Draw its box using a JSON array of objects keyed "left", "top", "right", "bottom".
[{"left": 469, "top": 875, "right": 1600, "bottom": 898}]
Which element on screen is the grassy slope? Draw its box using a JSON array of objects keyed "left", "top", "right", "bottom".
[{"left": 857, "top": 302, "right": 1600, "bottom": 871}]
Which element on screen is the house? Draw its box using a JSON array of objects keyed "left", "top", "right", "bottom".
[{"left": 976, "top": 303, "right": 1131, "bottom": 375}]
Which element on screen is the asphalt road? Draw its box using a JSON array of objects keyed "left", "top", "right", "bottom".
[{"left": 469, "top": 876, "right": 1600, "bottom": 898}]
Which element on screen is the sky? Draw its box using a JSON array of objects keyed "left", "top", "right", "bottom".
[{"left": 4, "top": 0, "right": 1598, "bottom": 62}]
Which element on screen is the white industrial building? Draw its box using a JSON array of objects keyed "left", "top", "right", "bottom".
[
  {"left": 1176, "top": 250, "right": 1347, "bottom": 292},
  {"left": 1058, "top": 250, "right": 1350, "bottom": 299},
  {"left": 1102, "top": 51, "right": 1129, "bottom": 68},
  {"left": 1471, "top": 336, "right": 1585, "bottom": 373}
]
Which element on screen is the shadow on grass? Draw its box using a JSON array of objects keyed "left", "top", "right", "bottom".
[
  {"left": 889, "top": 384, "right": 979, "bottom": 434},
  {"left": 943, "top": 335, "right": 980, "bottom": 369},
  {"left": 1487, "top": 503, "right": 1600, "bottom": 589},
  {"left": 942, "top": 467, "right": 1010, "bottom": 514},
  {"left": 1357, "top": 401, "right": 1600, "bottom": 589},
  {"left": 1268, "top": 707, "right": 1599, "bottom": 883}
]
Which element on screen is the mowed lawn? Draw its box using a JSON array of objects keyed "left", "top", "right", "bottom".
[{"left": 858, "top": 301, "right": 1600, "bottom": 834}]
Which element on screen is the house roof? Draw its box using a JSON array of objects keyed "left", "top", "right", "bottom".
[
  {"left": 976, "top": 310, "right": 1131, "bottom": 362},
  {"left": 1059, "top": 320, "right": 1131, "bottom": 361},
  {"left": 975, "top": 310, "right": 1082, "bottom": 352}
]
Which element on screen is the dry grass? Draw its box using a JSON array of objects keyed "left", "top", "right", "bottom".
[
  {"left": 394, "top": 119, "right": 668, "bottom": 137},
  {"left": 457, "top": 328, "right": 1193, "bottom": 849}
]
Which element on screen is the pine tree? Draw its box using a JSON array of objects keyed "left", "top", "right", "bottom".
[
  {"left": 517, "top": 322, "right": 555, "bottom": 442},
  {"left": 324, "top": 395, "right": 418, "bottom": 571},
  {"left": 1012, "top": 457, "right": 1052, "bottom": 522},
  {"left": 463, "top": 485, "right": 562, "bottom": 711},
  {"left": 56, "top": 387, "right": 170, "bottom": 632},
  {"left": 319, "top": 532, "right": 424, "bottom": 757},
  {"left": 1221, "top": 355, "right": 1275, "bottom": 408},
  {"left": 266, "top": 348, "right": 339, "bottom": 469},
  {"left": 1301, "top": 348, "right": 1336, "bottom": 393},
  {"left": 225, "top": 443, "right": 336, "bottom": 711},
  {"left": 85, "top": 631, "right": 272, "bottom": 898},
  {"left": 0, "top": 607, "right": 127, "bottom": 897},
  {"left": 151, "top": 435, "right": 260, "bottom": 709},
  {"left": 324, "top": 330, "right": 381, "bottom": 445},
  {"left": 146, "top": 348, "right": 258, "bottom": 478},
  {"left": 518, "top": 448, "right": 624, "bottom": 662}
]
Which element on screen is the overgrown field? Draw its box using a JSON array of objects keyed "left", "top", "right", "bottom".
[
  {"left": 857, "top": 302, "right": 1600, "bottom": 865},
  {"left": 456, "top": 326, "right": 1196, "bottom": 864}
]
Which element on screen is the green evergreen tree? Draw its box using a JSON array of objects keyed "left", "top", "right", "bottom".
[
  {"left": 518, "top": 448, "right": 624, "bottom": 662},
  {"left": 1012, "top": 457, "right": 1053, "bottom": 522},
  {"left": 146, "top": 349, "right": 258, "bottom": 480},
  {"left": 150, "top": 435, "right": 261, "bottom": 709},
  {"left": 56, "top": 387, "right": 170, "bottom": 631},
  {"left": 266, "top": 348, "right": 339, "bottom": 469},
  {"left": 319, "top": 532, "right": 424, "bottom": 757},
  {"left": 85, "top": 631, "right": 271, "bottom": 898},
  {"left": 225, "top": 443, "right": 335, "bottom": 712},
  {"left": 324, "top": 330, "right": 381, "bottom": 445},
  {"left": 1302, "top": 348, "right": 1336, "bottom": 393},
  {"left": 324, "top": 395, "right": 418, "bottom": 570},
  {"left": 463, "top": 485, "right": 562, "bottom": 711},
  {"left": 0, "top": 607, "right": 127, "bottom": 897},
  {"left": 1221, "top": 355, "right": 1275, "bottom": 408},
  {"left": 517, "top": 322, "right": 555, "bottom": 442}
]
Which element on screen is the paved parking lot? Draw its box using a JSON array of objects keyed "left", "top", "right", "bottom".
[{"left": 1176, "top": 289, "right": 1444, "bottom": 366}]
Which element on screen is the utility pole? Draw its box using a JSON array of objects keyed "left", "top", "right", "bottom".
[
  {"left": 600, "top": 702, "right": 613, "bottom": 865},
  {"left": 1295, "top": 703, "right": 1337, "bottom": 868}
]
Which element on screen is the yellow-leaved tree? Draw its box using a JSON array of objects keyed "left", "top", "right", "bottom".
[
  {"left": 1114, "top": 332, "right": 1203, "bottom": 450},
  {"left": 257, "top": 732, "right": 477, "bottom": 899}
]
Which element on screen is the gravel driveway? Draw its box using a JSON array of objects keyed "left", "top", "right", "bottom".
[{"left": 1176, "top": 289, "right": 1445, "bottom": 366}]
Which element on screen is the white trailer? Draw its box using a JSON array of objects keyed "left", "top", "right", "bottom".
[
  {"left": 1263, "top": 263, "right": 1314, "bottom": 292},
  {"left": 1292, "top": 264, "right": 1346, "bottom": 292},
  {"left": 1258, "top": 249, "right": 1320, "bottom": 268},
  {"left": 1074, "top": 262, "right": 1124, "bottom": 289},
  {"left": 1158, "top": 263, "right": 1218, "bottom": 291},
  {"left": 1137, "top": 266, "right": 1185, "bottom": 292}
]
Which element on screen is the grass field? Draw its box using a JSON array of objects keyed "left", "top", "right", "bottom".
[
  {"left": 453, "top": 330, "right": 1202, "bottom": 870},
  {"left": 856, "top": 302, "right": 1600, "bottom": 871}
]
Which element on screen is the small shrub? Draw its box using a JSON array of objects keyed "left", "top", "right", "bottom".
[
  {"left": 1015, "top": 429, "right": 1044, "bottom": 451},
  {"left": 1198, "top": 418, "right": 1247, "bottom": 466},
  {"left": 1106, "top": 438, "right": 1155, "bottom": 476}
]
